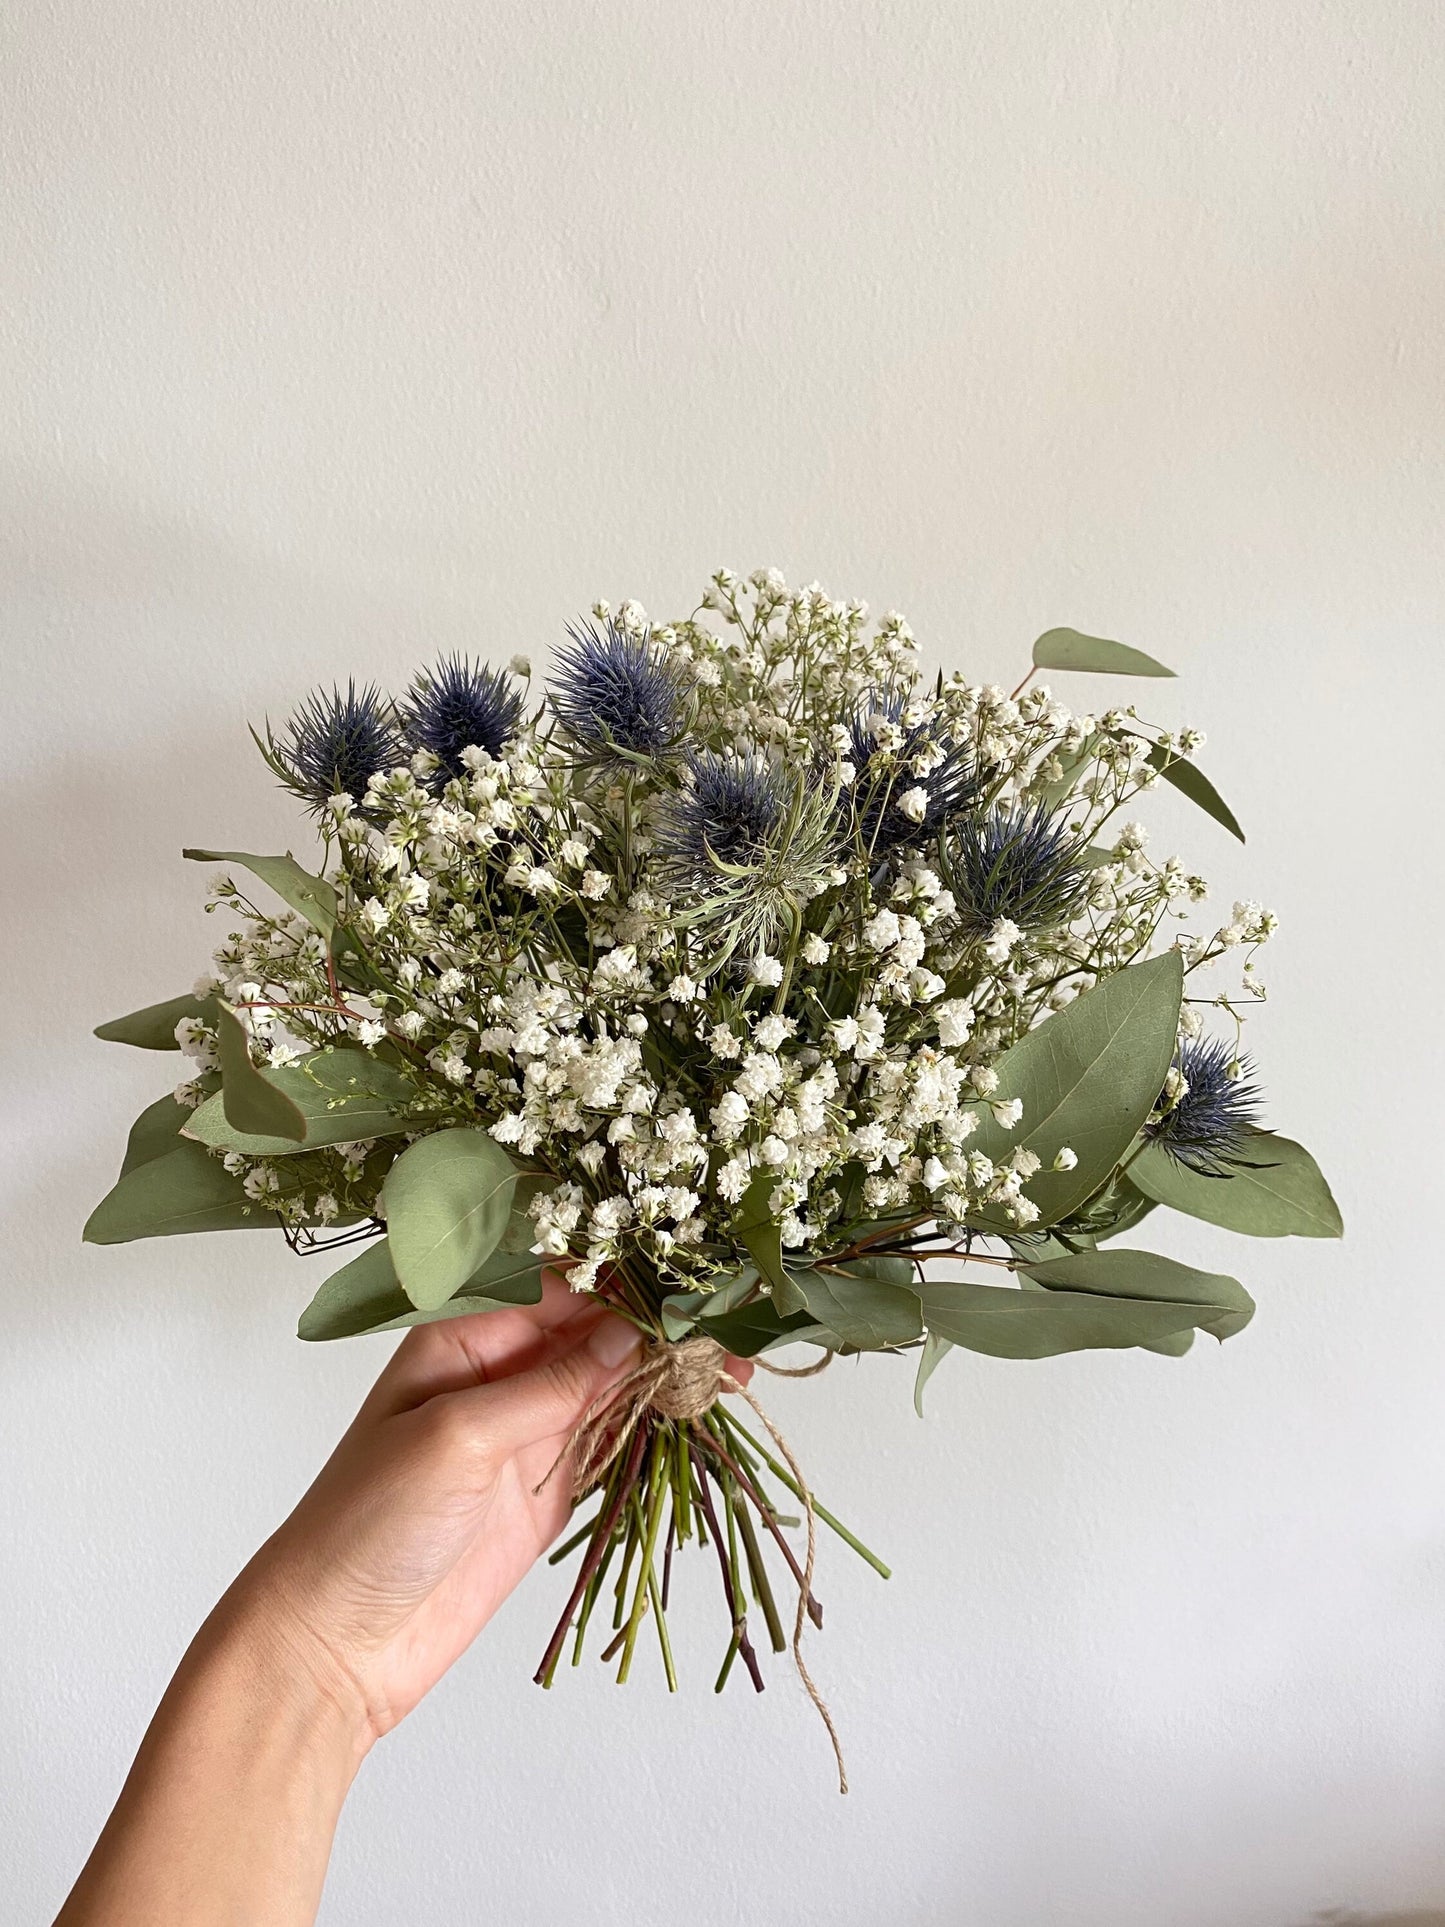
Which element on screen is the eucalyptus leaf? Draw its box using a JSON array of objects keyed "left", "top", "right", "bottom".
[
  {"left": 1131, "top": 1135, "right": 1342, "bottom": 1238},
  {"left": 381, "top": 1128, "right": 518, "bottom": 1310},
  {"left": 84, "top": 1140, "right": 295, "bottom": 1243},
  {"left": 666, "top": 1266, "right": 759, "bottom": 1341},
  {"left": 966, "top": 951, "right": 1183, "bottom": 1230},
  {"left": 184, "top": 1047, "right": 413, "bottom": 1156},
  {"left": 216, "top": 1005, "right": 307, "bottom": 1143},
  {"left": 1033, "top": 628, "right": 1175, "bottom": 678},
  {"left": 914, "top": 1332, "right": 953, "bottom": 1416},
  {"left": 1141, "top": 1329, "right": 1196, "bottom": 1357},
  {"left": 183, "top": 848, "right": 339, "bottom": 939},
  {"left": 119, "top": 1094, "right": 192, "bottom": 1176},
  {"left": 695, "top": 1298, "right": 827, "bottom": 1359},
  {"left": 1144, "top": 745, "right": 1245, "bottom": 843},
  {"left": 1025, "top": 1248, "right": 1254, "bottom": 1341},
  {"left": 298, "top": 1239, "right": 544, "bottom": 1341},
  {"left": 95, "top": 992, "right": 216, "bottom": 1050},
  {"left": 734, "top": 1172, "right": 790, "bottom": 1296},
  {"left": 916, "top": 1248, "right": 1253, "bottom": 1358},
  {"left": 498, "top": 1172, "right": 553, "bottom": 1253},
  {"left": 777, "top": 1267, "right": 922, "bottom": 1350}
]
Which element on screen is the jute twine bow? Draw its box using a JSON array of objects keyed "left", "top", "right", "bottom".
[{"left": 540, "top": 1333, "right": 847, "bottom": 1793}]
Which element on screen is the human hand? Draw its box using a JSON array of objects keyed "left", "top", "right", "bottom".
[
  {"left": 228, "top": 1273, "right": 753, "bottom": 1750},
  {"left": 59, "top": 1272, "right": 753, "bottom": 1926}
]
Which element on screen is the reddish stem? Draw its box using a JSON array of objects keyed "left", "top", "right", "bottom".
[{"left": 533, "top": 1423, "right": 647, "bottom": 1686}]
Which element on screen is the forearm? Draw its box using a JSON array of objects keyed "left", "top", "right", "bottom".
[{"left": 56, "top": 1587, "right": 370, "bottom": 1927}]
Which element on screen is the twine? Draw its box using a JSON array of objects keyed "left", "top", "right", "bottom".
[{"left": 540, "top": 1333, "right": 848, "bottom": 1793}]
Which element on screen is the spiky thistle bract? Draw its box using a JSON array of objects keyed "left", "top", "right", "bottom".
[
  {"left": 402, "top": 656, "right": 524, "bottom": 784},
  {"left": 1145, "top": 1036, "right": 1264, "bottom": 1175},
  {"left": 262, "top": 682, "right": 405, "bottom": 811},
  {"left": 845, "top": 689, "right": 980, "bottom": 862},
  {"left": 655, "top": 751, "right": 838, "bottom": 965},
  {"left": 942, "top": 802, "right": 1093, "bottom": 937},
  {"left": 549, "top": 618, "right": 689, "bottom": 763}
]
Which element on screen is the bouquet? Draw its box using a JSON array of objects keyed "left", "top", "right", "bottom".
[{"left": 85, "top": 569, "right": 1340, "bottom": 1789}]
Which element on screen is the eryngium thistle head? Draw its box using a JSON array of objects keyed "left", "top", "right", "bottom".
[
  {"left": 268, "top": 682, "right": 404, "bottom": 809},
  {"left": 943, "top": 803, "right": 1093, "bottom": 937},
  {"left": 549, "top": 618, "right": 688, "bottom": 761},
  {"left": 846, "top": 690, "right": 980, "bottom": 859},
  {"left": 655, "top": 751, "right": 837, "bottom": 963},
  {"left": 401, "top": 656, "right": 524, "bottom": 782},
  {"left": 1144, "top": 1037, "right": 1264, "bottom": 1175}
]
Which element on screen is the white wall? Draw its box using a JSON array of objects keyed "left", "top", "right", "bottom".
[{"left": 4, "top": 5, "right": 1443, "bottom": 1923}]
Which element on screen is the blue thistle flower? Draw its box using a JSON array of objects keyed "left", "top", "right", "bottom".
[
  {"left": 657, "top": 751, "right": 787, "bottom": 881},
  {"left": 942, "top": 803, "right": 1092, "bottom": 937},
  {"left": 1144, "top": 1037, "right": 1264, "bottom": 1175},
  {"left": 402, "top": 655, "right": 524, "bottom": 782},
  {"left": 846, "top": 690, "right": 979, "bottom": 859},
  {"left": 267, "top": 682, "right": 404, "bottom": 809},
  {"left": 654, "top": 751, "right": 839, "bottom": 966},
  {"left": 549, "top": 618, "right": 688, "bottom": 761}
]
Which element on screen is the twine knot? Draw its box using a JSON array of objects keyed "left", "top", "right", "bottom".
[{"left": 643, "top": 1334, "right": 727, "bottom": 1422}]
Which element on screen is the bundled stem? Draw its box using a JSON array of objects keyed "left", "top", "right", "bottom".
[{"left": 533, "top": 1363, "right": 887, "bottom": 1796}]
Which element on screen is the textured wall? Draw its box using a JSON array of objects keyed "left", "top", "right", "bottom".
[{"left": 4, "top": 4, "right": 1443, "bottom": 1922}]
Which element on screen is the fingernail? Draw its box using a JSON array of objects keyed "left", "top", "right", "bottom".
[{"left": 588, "top": 1315, "right": 643, "bottom": 1369}]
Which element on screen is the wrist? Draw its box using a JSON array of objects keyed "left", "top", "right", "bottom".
[{"left": 197, "top": 1575, "right": 377, "bottom": 1788}]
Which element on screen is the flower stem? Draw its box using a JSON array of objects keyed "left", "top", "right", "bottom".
[{"left": 721, "top": 1410, "right": 892, "bottom": 1580}]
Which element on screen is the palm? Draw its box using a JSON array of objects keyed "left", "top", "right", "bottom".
[{"left": 264, "top": 1277, "right": 613, "bottom": 1734}]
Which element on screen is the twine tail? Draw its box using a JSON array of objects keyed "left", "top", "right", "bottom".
[{"left": 721, "top": 1371, "right": 849, "bottom": 1795}]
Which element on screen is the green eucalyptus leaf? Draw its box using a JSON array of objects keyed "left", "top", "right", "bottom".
[
  {"left": 783, "top": 1265, "right": 922, "bottom": 1351},
  {"left": 734, "top": 1172, "right": 790, "bottom": 1296},
  {"left": 967, "top": 952, "right": 1183, "bottom": 1231},
  {"left": 184, "top": 1047, "right": 413, "bottom": 1156},
  {"left": 298, "top": 1238, "right": 545, "bottom": 1341},
  {"left": 1131, "top": 1135, "right": 1343, "bottom": 1238},
  {"left": 84, "top": 1140, "right": 295, "bottom": 1243},
  {"left": 1033, "top": 628, "right": 1175, "bottom": 678},
  {"left": 1025, "top": 1248, "right": 1254, "bottom": 1340},
  {"left": 667, "top": 1266, "right": 759, "bottom": 1341},
  {"left": 695, "top": 1297, "right": 826, "bottom": 1359},
  {"left": 381, "top": 1128, "right": 518, "bottom": 1310},
  {"left": 119, "top": 1094, "right": 192, "bottom": 1176},
  {"left": 184, "top": 848, "right": 339, "bottom": 939},
  {"left": 1141, "top": 1329, "right": 1197, "bottom": 1357},
  {"left": 95, "top": 992, "right": 216, "bottom": 1050},
  {"left": 216, "top": 1006, "right": 307, "bottom": 1143},
  {"left": 914, "top": 1332, "right": 953, "bottom": 1415},
  {"left": 498, "top": 1172, "right": 553, "bottom": 1253},
  {"left": 916, "top": 1248, "right": 1253, "bottom": 1358},
  {"left": 1144, "top": 745, "right": 1245, "bottom": 843}
]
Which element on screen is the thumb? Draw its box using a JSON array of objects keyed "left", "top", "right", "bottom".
[{"left": 443, "top": 1311, "right": 643, "bottom": 1462}]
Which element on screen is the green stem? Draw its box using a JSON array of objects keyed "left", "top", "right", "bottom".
[
  {"left": 571, "top": 1527, "right": 620, "bottom": 1668},
  {"left": 616, "top": 1440, "right": 668, "bottom": 1684},
  {"left": 547, "top": 1503, "right": 603, "bottom": 1567},
  {"left": 735, "top": 1493, "right": 787, "bottom": 1654},
  {"left": 722, "top": 1411, "right": 892, "bottom": 1580},
  {"left": 714, "top": 1630, "right": 740, "bottom": 1694}
]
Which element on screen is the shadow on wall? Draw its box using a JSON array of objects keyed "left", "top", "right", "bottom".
[{"left": 1302, "top": 1912, "right": 1445, "bottom": 1926}]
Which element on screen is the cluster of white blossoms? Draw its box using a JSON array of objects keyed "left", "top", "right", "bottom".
[{"left": 186, "top": 570, "right": 1274, "bottom": 1290}]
